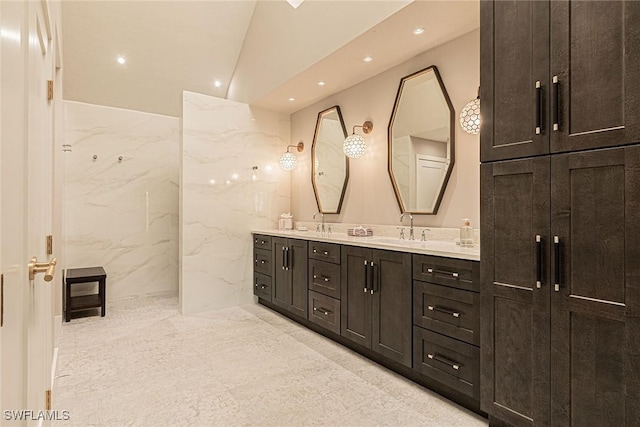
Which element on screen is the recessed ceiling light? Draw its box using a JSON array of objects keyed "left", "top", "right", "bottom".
[
  {"left": 214, "top": 80, "right": 222, "bottom": 88},
  {"left": 317, "top": 81, "right": 326, "bottom": 86},
  {"left": 116, "top": 56, "right": 126, "bottom": 65},
  {"left": 288, "top": 97, "right": 296, "bottom": 101},
  {"left": 286, "top": 0, "right": 304, "bottom": 9},
  {"left": 413, "top": 27, "right": 425, "bottom": 35},
  {"left": 363, "top": 56, "right": 373, "bottom": 63}
]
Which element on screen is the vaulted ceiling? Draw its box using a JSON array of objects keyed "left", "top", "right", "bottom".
[{"left": 62, "top": 1, "right": 478, "bottom": 117}]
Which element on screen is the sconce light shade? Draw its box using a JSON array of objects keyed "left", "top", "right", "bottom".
[
  {"left": 460, "top": 88, "right": 480, "bottom": 135},
  {"left": 343, "top": 120, "right": 372, "bottom": 158},
  {"left": 279, "top": 140, "right": 304, "bottom": 171},
  {"left": 279, "top": 152, "right": 297, "bottom": 171},
  {"left": 343, "top": 134, "right": 367, "bottom": 158}
]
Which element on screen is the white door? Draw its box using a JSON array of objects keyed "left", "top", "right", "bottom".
[
  {"left": 1, "top": 0, "right": 57, "bottom": 424},
  {"left": 415, "top": 154, "right": 448, "bottom": 212}
]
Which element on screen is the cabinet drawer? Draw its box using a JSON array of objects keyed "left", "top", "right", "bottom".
[
  {"left": 253, "top": 234, "right": 272, "bottom": 251},
  {"left": 254, "top": 248, "right": 271, "bottom": 276},
  {"left": 253, "top": 272, "right": 271, "bottom": 301},
  {"left": 308, "top": 291, "right": 340, "bottom": 335},
  {"left": 308, "top": 241, "right": 341, "bottom": 264},
  {"left": 308, "top": 260, "right": 341, "bottom": 299},
  {"left": 413, "top": 327, "right": 479, "bottom": 400},
  {"left": 413, "top": 281, "right": 479, "bottom": 346},
  {"left": 412, "top": 254, "right": 479, "bottom": 292}
]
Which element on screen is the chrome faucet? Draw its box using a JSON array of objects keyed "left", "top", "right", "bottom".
[
  {"left": 313, "top": 212, "right": 325, "bottom": 233},
  {"left": 400, "top": 213, "right": 414, "bottom": 240},
  {"left": 421, "top": 228, "right": 431, "bottom": 242}
]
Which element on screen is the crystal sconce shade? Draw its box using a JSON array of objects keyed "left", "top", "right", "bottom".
[
  {"left": 279, "top": 141, "right": 304, "bottom": 171},
  {"left": 460, "top": 87, "right": 480, "bottom": 135},
  {"left": 343, "top": 121, "right": 373, "bottom": 158}
]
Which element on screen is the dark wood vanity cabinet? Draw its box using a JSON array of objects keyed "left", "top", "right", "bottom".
[
  {"left": 481, "top": 0, "right": 640, "bottom": 163},
  {"left": 272, "top": 237, "right": 308, "bottom": 319},
  {"left": 412, "top": 255, "right": 481, "bottom": 403},
  {"left": 481, "top": 147, "right": 640, "bottom": 426},
  {"left": 341, "top": 246, "right": 412, "bottom": 368},
  {"left": 253, "top": 235, "right": 273, "bottom": 302}
]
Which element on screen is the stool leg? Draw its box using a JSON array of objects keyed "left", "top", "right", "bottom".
[{"left": 100, "top": 278, "right": 106, "bottom": 317}]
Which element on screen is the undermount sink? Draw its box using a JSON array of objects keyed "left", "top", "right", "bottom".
[{"left": 369, "top": 237, "right": 422, "bottom": 246}]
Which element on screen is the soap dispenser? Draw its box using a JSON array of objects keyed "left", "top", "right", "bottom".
[{"left": 460, "top": 219, "right": 474, "bottom": 247}]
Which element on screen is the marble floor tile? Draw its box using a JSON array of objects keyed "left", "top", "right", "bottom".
[{"left": 53, "top": 295, "right": 488, "bottom": 427}]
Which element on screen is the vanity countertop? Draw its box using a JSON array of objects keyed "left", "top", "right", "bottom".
[{"left": 252, "top": 229, "right": 480, "bottom": 261}]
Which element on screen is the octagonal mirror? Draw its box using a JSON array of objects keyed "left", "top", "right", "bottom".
[
  {"left": 312, "top": 106, "right": 349, "bottom": 213},
  {"left": 388, "top": 66, "right": 454, "bottom": 214}
]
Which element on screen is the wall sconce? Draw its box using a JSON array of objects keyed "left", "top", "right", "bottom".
[
  {"left": 343, "top": 121, "right": 373, "bottom": 158},
  {"left": 460, "top": 87, "right": 480, "bottom": 135},
  {"left": 279, "top": 141, "right": 304, "bottom": 171}
]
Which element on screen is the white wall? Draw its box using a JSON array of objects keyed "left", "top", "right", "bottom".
[
  {"left": 181, "top": 91, "right": 290, "bottom": 315},
  {"left": 290, "top": 30, "right": 480, "bottom": 229},
  {"left": 63, "top": 101, "right": 179, "bottom": 301}
]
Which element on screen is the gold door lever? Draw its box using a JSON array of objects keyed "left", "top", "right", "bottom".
[{"left": 29, "top": 257, "right": 57, "bottom": 281}]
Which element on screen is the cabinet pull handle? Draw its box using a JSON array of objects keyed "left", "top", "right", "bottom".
[
  {"left": 285, "top": 246, "right": 290, "bottom": 271},
  {"left": 313, "top": 249, "right": 317, "bottom": 253},
  {"left": 260, "top": 285, "right": 266, "bottom": 289},
  {"left": 427, "top": 353, "right": 460, "bottom": 370},
  {"left": 313, "top": 307, "right": 332, "bottom": 316},
  {"left": 535, "top": 80, "right": 542, "bottom": 135},
  {"left": 281, "top": 246, "right": 286, "bottom": 270},
  {"left": 426, "top": 268, "right": 459, "bottom": 279},
  {"left": 363, "top": 260, "right": 369, "bottom": 293},
  {"left": 369, "top": 261, "right": 375, "bottom": 295},
  {"left": 313, "top": 274, "right": 330, "bottom": 283},
  {"left": 536, "top": 235, "right": 542, "bottom": 289},
  {"left": 554, "top": 236, "right": 561, "bottom": 292},
  {"left": 323, "top": 251, "right": 329, "bottom": 255},
  {"left": 427, "top": 305, "right": 461, "bottom": 318},
  {"left": 552, "top": 76, "right": 559, "bottom": 131}
]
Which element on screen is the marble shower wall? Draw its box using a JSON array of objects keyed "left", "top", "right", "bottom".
[
  {"left": 181, "top": 91, "right": 290, "bottom": 315},
  {"left": 64, "top": 101, "right": 179, "bottom": 300}
]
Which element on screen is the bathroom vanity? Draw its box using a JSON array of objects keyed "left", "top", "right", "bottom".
[{"left": 252, "top": 230, "right": 482, "bottom": 415}]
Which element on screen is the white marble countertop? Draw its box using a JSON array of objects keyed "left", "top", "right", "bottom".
[{"left": 252, "top": 229, "right": 480, "bottom": 261}]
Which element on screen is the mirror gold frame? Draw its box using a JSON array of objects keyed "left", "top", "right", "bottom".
[
  {"left": 387, "top": 66, "right": 455, "bottom": 215},
  {"left": 311, "top": 105, "right": 349, "bottom": 214}
]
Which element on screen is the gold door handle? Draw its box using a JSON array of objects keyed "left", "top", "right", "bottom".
[{"left": 29, "top": 257, "right": 57, "bottom": 281}]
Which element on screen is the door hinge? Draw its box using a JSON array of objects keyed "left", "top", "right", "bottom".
[
  {"left": 46, "top": 235, "right": 53, "bottom": 255},
  {"left": 1, "top": 274, "right": 4, "bottom": 328},
  {"left": 47, "top": 80, "right": 54, "bottom": 100},
  {"left": 45, "top": 389, "right": 51, "bottom": 410}
]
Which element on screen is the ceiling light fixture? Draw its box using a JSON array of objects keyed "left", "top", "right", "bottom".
[
  {"left": 116, "top": 56, "right": 126, "bottom": 65},
  {"left": 279, "top": 141, "right": 304, "bottom": 171},
  {"left": 413, "top": 27, "right": 425, "bottom": 35},
  {"left": 363, "top": 56, "right": 373, "bottom": 63},
  {"left": 343, "top": 121, "right": 373, "bottom": 158},
  {"left": 288, "top": 97, "right": 296, "bottom": 102},
  {"left": 317, "top": 81, "right": 326, "bottom": 86},
  {"left": 214, "top": 80, "right": 222, "bottom": 88},
  {"left": 460, "top": 87, "right": 481, "bottom": 135},
  {"left": 286, "top": 0, "right": 305, "bottom": 9}
]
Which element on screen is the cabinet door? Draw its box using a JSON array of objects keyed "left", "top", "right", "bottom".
[
  {"left": 272, "top": 237, "right": 289, "bottom": 310},
  {"left": 341, "top": 246, "right": 372, "bottom": 348},
  {"left": 480, "top": 0, "right": 550, "bottom": 162},
  {"left": 550, "top": 1, "right": 640, "bottom": 153},
  {"left": 480, "top": 158, "right": 551, "bottom": 426},
  {"left": 371, "top": 249, "right": 412, "bottom": 368},
  {"left": 550, "top": 147, "right": 640, "bottom": 426},
  {"left": 287, "top": 239, "right": 308, "bottom": 318}
]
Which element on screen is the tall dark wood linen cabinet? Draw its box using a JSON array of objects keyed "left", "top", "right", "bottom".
[{"left": 480, "top": 1, "right": 640, "bottom": 426}]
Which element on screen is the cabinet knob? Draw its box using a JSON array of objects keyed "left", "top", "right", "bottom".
[{"left": 323, "top": 251, "right": 329, "bottom": 255}]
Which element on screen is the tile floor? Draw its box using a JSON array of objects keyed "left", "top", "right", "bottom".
[{"left": 53, "top": 295, "right": 488, "bottom": 426}]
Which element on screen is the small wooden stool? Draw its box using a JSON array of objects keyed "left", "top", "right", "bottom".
[{"left": 65, "top": 267, "right": 107, "bottom": 322}]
